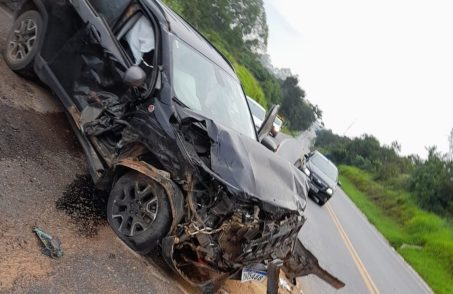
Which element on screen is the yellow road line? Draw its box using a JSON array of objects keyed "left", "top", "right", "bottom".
[{"left": 326, "top": 203, "right": 380, "bottom": 294}]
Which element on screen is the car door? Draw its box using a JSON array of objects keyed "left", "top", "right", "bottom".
[{"left": 42, "top": 0, "right": 133, "bottom": 111}]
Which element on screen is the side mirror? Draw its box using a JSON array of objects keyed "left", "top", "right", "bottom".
[
  {"left": 261, "top": 136, "right": 278, "bottom": 152},
  {"left": 338, "top": 181, "right": 342, "bottom": 187},
  {"left": 294, "top": 158, "right": 303, "bottom": 169},
  {"left": 304, "top": 154, "right": 309, "bottom": 159},
  {"left": 123, "top": 66, "right": 146, "bottom": 87},
  {"left": 258, "top": 104, "right": 280, "bottom": 142}
]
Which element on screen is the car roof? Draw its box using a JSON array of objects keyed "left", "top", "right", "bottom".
[{"left": 153, "top": 1, "right": 238, "bottom": 81}]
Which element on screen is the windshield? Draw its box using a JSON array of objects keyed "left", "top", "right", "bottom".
[
  {"left": 172, "top": 38, "right": 256, "bottom": 139},
  {"left": 311, "top": 153, "right": 338, "bottom": 181},
  {"left": 247, "top": 98, "right": 266, "bottom": 122}
]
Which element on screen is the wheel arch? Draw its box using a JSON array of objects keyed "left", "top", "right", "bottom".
[
  {"left": 16, "top": 0, "right": 48, "bottom": 26},
  {"left": 115, "top": 159, "right": 185, "bottom": 233}
]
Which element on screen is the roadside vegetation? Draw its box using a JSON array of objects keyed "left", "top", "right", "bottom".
[
  {"left": 162, "top": 0, "right": 321, "bottom": 132},
  {"left": 316, "top": 129, "right": 453, "bottom": 218},
  {"left": 316, "top": 130, "right": 453, "bottom": 293}
]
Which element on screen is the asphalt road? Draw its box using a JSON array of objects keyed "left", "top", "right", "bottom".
[
  {"left": 0, "top": 5, "right": 433, "bottom": 294},
  {"left": 276, "top": 131, "right": 433, "bottom": 294}
]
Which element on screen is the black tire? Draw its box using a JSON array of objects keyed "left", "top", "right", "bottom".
[
  {"left": 3, "top": 10, "right": 44, "bottom": 78},
  {"left": 107, "top": 172, "right": 172, "bottom": 254}
]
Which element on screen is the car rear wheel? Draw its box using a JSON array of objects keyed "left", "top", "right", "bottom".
[
  {"left": 3, "top": 10, "right": 43, "bottom": 78},
  {"left": 107, "top": 172, "right": 172, "bottom": 254}
]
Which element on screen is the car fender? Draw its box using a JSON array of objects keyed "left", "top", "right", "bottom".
[{"left": 115, "top": 159, "right": 185, "bottom": 233}]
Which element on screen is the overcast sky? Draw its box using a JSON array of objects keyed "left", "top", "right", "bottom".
[{"left": 264, "top": 0, "right": 453, "bottom": 157}]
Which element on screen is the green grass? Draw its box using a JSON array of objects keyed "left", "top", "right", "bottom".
[
  {"left": 339, "top": 165, "right": 453, "bottom": 294},
  {"left": 235, "top": 64, "right": 267, "bottom": 108},
  {"left": 339, "top": 176, "right": 410, "bottom": 247}
]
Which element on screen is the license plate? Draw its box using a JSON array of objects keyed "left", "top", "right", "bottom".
[{"left": 241, "top": 268, "right": 267, "bottom": 283}]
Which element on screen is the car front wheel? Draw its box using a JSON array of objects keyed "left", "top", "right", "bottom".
[
  {"left": 4, "top": 10, "right": 44, "bottom": 78},
  {"left": 107, "top": 172, "right": 172, "bottom": 254}
]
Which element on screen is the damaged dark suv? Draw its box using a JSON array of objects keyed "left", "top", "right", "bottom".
[{"left": 4, "top": 0, "right": 344, "bottom": 291}]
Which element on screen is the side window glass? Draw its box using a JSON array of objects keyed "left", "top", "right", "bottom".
[{"left": 88, "top": 0, "right": 131, "bottom": 26}]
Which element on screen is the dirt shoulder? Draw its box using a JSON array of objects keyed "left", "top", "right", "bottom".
[{"left": 0, "top": 53, "right": 185, "bottom": 293}]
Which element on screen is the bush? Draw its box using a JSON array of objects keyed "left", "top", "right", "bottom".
[
  {"left": 425, "top": 238, "right": 453, "bottom": 274},
  {"left": 351, "top": 155, "right": 375, "bottom": 172},
  {"left": 405, "top": 214, "right": 443, "bottom": 236},
  {"left": 409, "top": 148, "right": 453, "bottom": 217}
]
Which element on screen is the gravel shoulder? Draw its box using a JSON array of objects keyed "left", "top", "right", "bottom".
[{"left": 0, "top": 34, "right": 185, "bottom": 293}]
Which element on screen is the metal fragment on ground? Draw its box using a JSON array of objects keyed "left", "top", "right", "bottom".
[{"left": 33, "top": 227, "right": 64, "bottom": 259}]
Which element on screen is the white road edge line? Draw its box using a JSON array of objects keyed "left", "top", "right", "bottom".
[{"left": 339, "top": 190, "right": 433, "bottom": 294}]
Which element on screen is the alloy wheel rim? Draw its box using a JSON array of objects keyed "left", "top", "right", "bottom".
[
  {"left": 111, "top": 182, "right": 159, "bottom": 237},
  {"left": 7, "top": 18, "right": 38, "bottom": 62}
]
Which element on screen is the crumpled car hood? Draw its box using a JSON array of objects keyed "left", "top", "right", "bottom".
[
  {"left": 173, "top": 106, "right": 308, "bottom": 214},
  {"left": 205, "top": 121, "right": 308, "bottom": 214}
]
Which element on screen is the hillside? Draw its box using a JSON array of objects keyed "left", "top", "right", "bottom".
[{"left": 162, "top": 0, "right": 321, "bottom": 132}]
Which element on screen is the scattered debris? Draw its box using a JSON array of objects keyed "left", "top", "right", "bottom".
[
  {"left": 33, "top": 227, "right": 64, "bottom": 258},
  {"left": 279, "top": 278, "right": 293, "bottom": 292},
  {"left": 56, "top": 175, "right": 107, "bottom": 237}
]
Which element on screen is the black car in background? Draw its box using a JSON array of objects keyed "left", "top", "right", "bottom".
[
  {"left": 298, "top": 151, "right": 340, "bottom": 206},
  {"left": 3, "top": 0, "right": 344, "bottom": 292}
]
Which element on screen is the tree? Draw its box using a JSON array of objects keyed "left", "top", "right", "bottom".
[
  {"left": 409, "top": 147, "right": 453, "bottom": 216},
  {"left": 391, "top": 141, "right": 402, "bottom": 154},
  {"left": 164, "top": 0, "right": 268, "bottom": 54},
  {"left": 315, "top": 130, "right": 415, "bottom": 179},
  {"left": 348, "top": 135, "right": 382, "bottom": 166},
  {"left": 310, "top": 104, "right": 323, "bottom": 120},
  {"left": 230, "top": 0, "right": 269, "bottom": 52},
  {"left": 280, "top": 76, "right": 316, "bottom": 131}
]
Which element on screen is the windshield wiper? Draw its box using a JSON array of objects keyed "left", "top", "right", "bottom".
[{"left": 173, "top": 97, "right": 189, "bottom": 109}]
